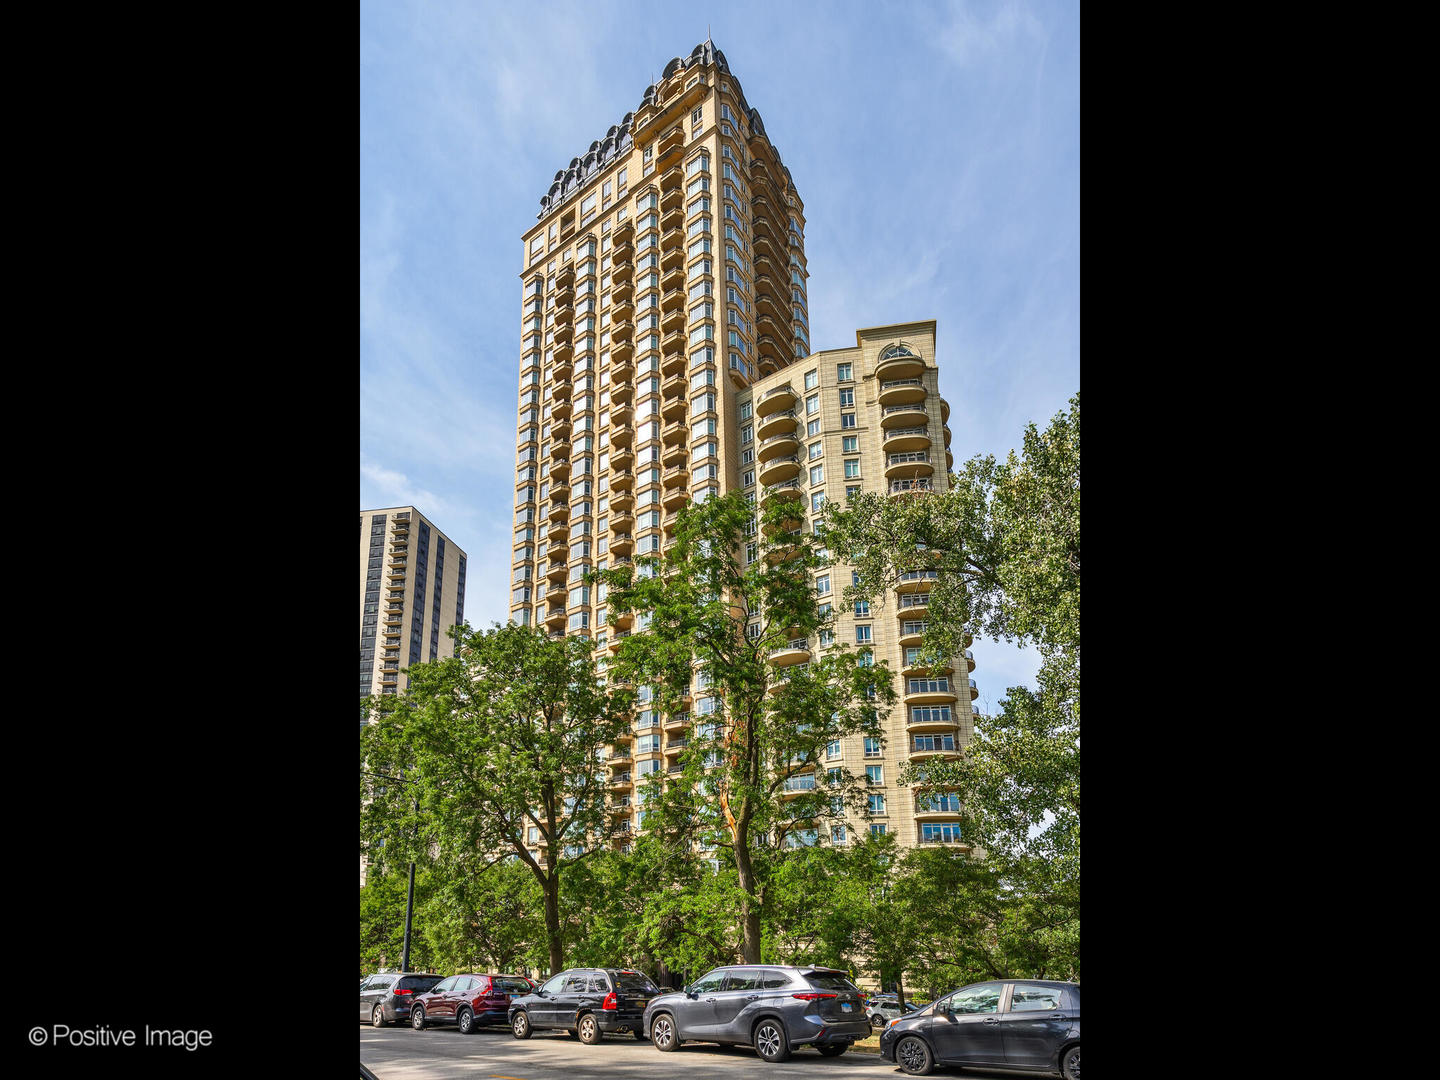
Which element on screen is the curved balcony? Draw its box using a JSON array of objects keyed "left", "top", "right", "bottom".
[
  {"left": 906, "top": 712, "right": 960, "bottom": 734},
  {"left": 881, "top": 425, "right": 930, "bottom": 454},
  {"left": 913, "top": 802, "right": 963, "bottom": 821},
  {"left": 661, "top": 420, "right": 687, "bottom": 447},
  {"left": 881, "top": 402, "right": 928, "bottom": 429},
  {"left": 544, "top": 606, "right": 567, "bottom": 629},
  {"left": 610, "top": 403, "right": 634, "bottom": 427},
  {"left": 662, "top": 713, "right": 691, "bottom": 735},
  {"left": 660, "top": 242, "right": 684, "bottom": 273},
  {"left": 890, "top": 479, "right": 935, "bottom": 497},
  {"left": 610, "top": 532, "right": 634, "bottom": 556},
  {"left": 545, "top": 518, "right": 569, "bottom": 542},
  {"left": 661, "top": 305, "right": 685, "bottom": 334},
  {"left": 662, "top": 485, "right": 689, "bottom": 511},
  {"left": 661, "top": 394, "right": 686, "bottom": 423},
  {"left": 968, "top": 678, "right": 979, "bottom": 701},
  {"left": 661, "top": 440, "right": 687, "bottom": 467},
  {"left": 908, "top": 745, "right": 961, "bottom": 764},
  {"left": 963, "top": 649, "right": 976, "bottom": 673},
  {"left": 545, "top": 561, "right": 567, "bottom": 584},
  {"left": 896, "top": 594, "right": 931, "bottom": 618},
  {"left": 550, "top": 397, "right": 573, "bottom": 423},
  {"left": 608, "top": 772, "right": 633, "bottom": 791},
  {"left": 878, "top": 378, "right": 926, "bottom": 407},
  {"left": 885, "top": 451, "right": 933, "bottom": 479},
  {"left": 768, "top": 639, "right": 812, "bottom": 667},
  {"left": 661, "top": 262, "right": 686, "bottom": 291},
  {"left": 662, "top": 464, "right": 688, "bottom": 490},
  {"left": 610, "top": 295, "right": 634, "bottom": 321},
  {"left": 550, "top": 418, "right": 572, "bottom": 441},
  {"left": 549, "top": 457, "right": 571, "bottom": 482},
  {"left": 610, "top": 381, "right": 634, "bottom": 407},
  {"left": 610, "top": 237, "right": 633, "bottom": 261},
  {"left": 904, "top": 679, "right": 959, "bottom": 706},
  {"left": 941, "top": 398, "right": 951, "bottom": 424},
  {"left": 756, "top": 409, "right": 798, "bottom": 443},
  {"left": 756, "top": 382, "right": 797, "bottom": 417},
  {"left": 761, "top": 479, "right": 803, "bottom": 508},
  {"left": 662, "top": 369, "right": 687, "bottom": 396},
  {"left": 610, "top": 508, "right": 635, "bottom": 531},
  {"left": 777, "top": 773, "right": 817, "bottom": 798},
  {"left": 896, "top": 569, "right": 939, "bottom": 594},
  {"left": 553, "top": 322, "right": 574, "bottom": 346},
  {"left": 556, "top": 264, "right": 575, "bottom": 287},
  {"left": 757, "top": 454, "right": 800, "bottom": 486},
  {"left": 549, "top": 439, "right": 571, "bottom": 462},
  {"left": 875, "top": 351, "right": 924, "bottom": 382},
  {"left": 657, "top": 123, "right": 684, "bottom": 156},
  {"left": 660, "top": 163, "right": 683, "bottom": 192},
  {"left": 610, "top": 469, "right": 635, "bottom": 492},
  {"left": 757, "top": 430, "right": 801, "bottom": 462},
  {"left": 660, "top": 349, "right": 686, "bottom": 377},
  {"left": 610, "top": 608, "right": 634, "bottom": 630},
  {"left": 552, "top": 338, "right": 574, "bottom": 364},
  {"left": 611, "top": 444, "right": 634, "bottom": 469}
]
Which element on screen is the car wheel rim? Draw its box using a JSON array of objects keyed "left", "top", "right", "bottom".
[
  {"left": 899, "top": 1039, "right": 925, "bottom": 1070},
  {"left": 374, "top": 1008, "right": 383, "bottom": 1025},
  {"left": 412, "top": 1010, "right": 423, "bottom": 1027},
  {"left": 514, "top": 1016, "right": 526, "bottom": 1035},
  {"left": 655, "top": 1019, "right": 671, "bottom": 1047},
  {"left": 582, "top": 1018, "right": 594, "bottom": 1039},
  {"left": 1069, "top": 1051, "right": 1080, "bottom": 1078},
  {"left": 758, "top": 1024, "right": 780, "bottom": 1058},
  {"left": 460, "top": 1012, "right": 470, "bottom": 1032}
]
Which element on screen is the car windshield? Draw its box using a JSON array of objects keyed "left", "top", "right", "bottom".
[
  {"left": 397, "top": 976, "right": 443, "bottom": 992},
  {"left": 614, "top": 972, "right": 658, "bottom": 992},
  {"left": 802, "top": 971, "right": 859, "bottom": 993},
  {"left": 491, "top": 977, "right": 532, "bottom": 994}
]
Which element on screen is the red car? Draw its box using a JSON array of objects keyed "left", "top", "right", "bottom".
[{"left": 410, "top": 973, "right": 535, "bottom": 1034}]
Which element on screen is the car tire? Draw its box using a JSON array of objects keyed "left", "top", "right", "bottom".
[
  {"left": 650, "top": 1013, "right": 680, "bottom": 1052},
  {"left": 870, "top": 1013, "right": 886, "bottom": 1030},
  {"left": 410, "top": 1006, "right": 426, "bottom": 1031},
  {"left": 817, "top": 1043, "right": 848, "bottom": 1057},
  {"left": 578, "top": 1013, "right": 601, "bottom": 1044},
  {"left": 372, "top": 1005, "right": 387, "bottom": 1028},
  {"left": 896, "top": 1035, "right": 934, "bottom": 1076},
  {"left": 753, "top": 1019, "right": 790, "bottom": 1063},
  {"left": 511, "top": 1011, "right": 532, "bottom": 1040},
  {"left": 1062, "top": 1044, "right": 1080, "bottom": 1080},
  {"left": 457, "top": 1007, "right": 474, "bottom": 1035}
]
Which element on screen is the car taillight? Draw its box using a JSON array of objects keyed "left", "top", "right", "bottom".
[
  {"left": 602, "top": 991, "right": 618, "bottom": 1010},
  {"left": 791, "top": 992, "right": 837, "bottom": 1001},
  {"left": 393, "top": 988, "right": 413, "bottom": 995}
]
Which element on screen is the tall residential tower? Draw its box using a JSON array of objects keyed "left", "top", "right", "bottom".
[
  {"left": 509, "top": 42, "right": 975, "bottom": 855},
  {"left": 361, "top": 506, "right": 467, "bottom": 702}
]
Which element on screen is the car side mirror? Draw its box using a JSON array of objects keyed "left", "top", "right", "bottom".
[{"left": 684, "top": 985, "right": 697, "bottom": 998}]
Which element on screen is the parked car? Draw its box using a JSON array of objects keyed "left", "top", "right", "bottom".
[
  {"left": 360, "top": 972, "right": 445, "bottom": 1027},
  {"left": 410, "top": 973, "right": 535, "bottom": 1034},
  {"left": 867, "top": 997, "right": 921, "bottom": 1029},
  {"left": 508, "top": 967, "right": 660, "bottom": 1044},
  {"left": 642, "top": 964, "right": 868, "bottom": 1063},
  {"left": 878, "top": 979, "right": 1079, "bottom": 1078}
]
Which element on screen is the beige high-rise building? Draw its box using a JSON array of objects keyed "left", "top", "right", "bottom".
[
  {"left": 509, "top": 41, "right": 975, "bottom": 856},
  {"left": 361, "top": 506, "right": 468, "bottom": 701}
]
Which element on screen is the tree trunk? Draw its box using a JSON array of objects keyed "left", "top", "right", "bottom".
[
  {"left": 733, "top": 832, "right": 762, "bottom": 963},
  {"left": 896, "top": 972, "right": 906, "bottom": 1010},
  {"left": 542, "top": 870, "right": 564, "bottom": 975}
]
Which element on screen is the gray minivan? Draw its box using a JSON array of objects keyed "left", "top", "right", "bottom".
[{"left": 360, "top": 971, "right": 444, "bottom": 1026}]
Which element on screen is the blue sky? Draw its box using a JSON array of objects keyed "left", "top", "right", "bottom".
[{"left": 360, "top": 0, "right": 1079, "bottom": 710}]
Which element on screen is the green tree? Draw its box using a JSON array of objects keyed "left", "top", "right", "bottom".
[
  {"left": 595, "top": 491, "right": 896, "bottom": 964},
  {"left": 417, "top": 858, "right": 545, "bottom": 975},
  {"left": 821, "top": 394, "right": 1080, "bottom": 975},
  {"left": 360, "top": 623, "right": 633, "bottom": 975},
  {"left": 360, "top": 867, "right": 434, "bottom": 975}
]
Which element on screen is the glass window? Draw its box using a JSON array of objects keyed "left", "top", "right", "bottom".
[
  {"left": 807, "top": 419, "right": 821, "bottom": 437},
  {"left": 837, "top": 363, "right": 852, "bottom": 381},
  {"left": 841, "top": 413, "right": 857, "bottom": 429},
  {"left": 761, "top": 969, "right": 791, "bottom": 989},
  {"left": 1009, "top": 985, "right": 1063, "bottom": 1012},
  {"left": 947, "top": 983, "right": 1004, "bottom": 1014},
  {"left": 809, "top": 464, "right": 824, "bottom": 485},
  {"left": 838, "top": 388, "right": 854, "bottom": 407},
  {"left": 805, "top": 394, "right": 819, "bottom": 414},
  {"left": 804, "top": 369, "right": 818, "bottom": 390},
  {"left": 540, "top": 973, "right": 567, "bottom": 995},
  {"left": 690, "top": 969, "right": 728, "bottom": 993},
  {"left": 724, "top": 970, "right": 766, "bottom": 991},
  {"left": 432, "top": 976, "right": 457, "bottom": 993}
]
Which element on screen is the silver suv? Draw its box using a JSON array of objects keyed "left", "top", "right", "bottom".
[{"left": 642, "top": 965, "right": 868, "bottom": 1063}]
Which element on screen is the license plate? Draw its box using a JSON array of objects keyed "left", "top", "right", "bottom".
[{"left": 841, "top": 1003, "right": 852, "bottom": 1012}]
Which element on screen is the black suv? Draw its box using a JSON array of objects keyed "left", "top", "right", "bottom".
[
  {"left": 642, "top": 965, "right": 868, "bottom": 1062},
  {"left": 508, "top": 968, "right": 660, "bottom": 1044},
  {"left": 359, "top": 971, "right": 444, "bottom": 1027}
]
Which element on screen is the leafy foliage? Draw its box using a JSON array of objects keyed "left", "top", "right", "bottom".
[{"left": 360, "top": 622, "right": 633, "bottom": 974}]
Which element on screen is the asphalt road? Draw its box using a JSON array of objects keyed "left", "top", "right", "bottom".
[{"left": 361, "top": 1024, "right": 899, "bottom": 1080}]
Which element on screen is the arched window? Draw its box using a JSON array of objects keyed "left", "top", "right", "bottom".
[{"left": 878, "top": 343, "right": 919, "bottom": 361}]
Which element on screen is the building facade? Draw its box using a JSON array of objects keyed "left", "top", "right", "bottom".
[
  {"left": 509, "top": 42, "right": 975, "bottom": 857},
  {"left": 360, "top": 506, "right": 468, "bottom": 701}
]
